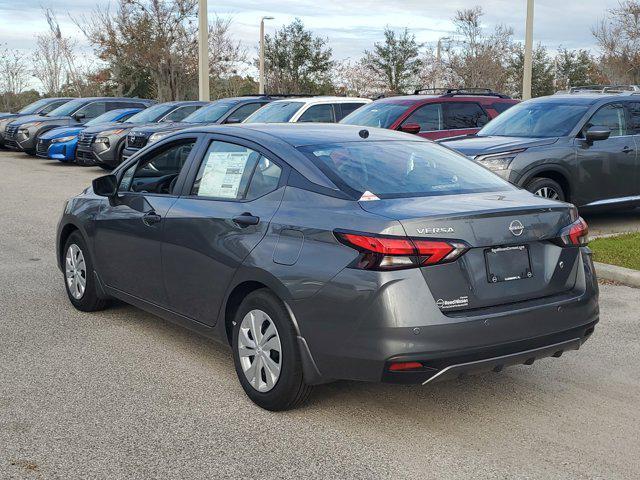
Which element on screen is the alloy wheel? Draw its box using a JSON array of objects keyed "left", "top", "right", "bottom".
[
  {"left": 65, "top": 243, "right": 87, "bottom": 300},
  {"left": 237, "top": 309, "right": 282, "bottom": 392},
  {"left": 534, "top": 186, "right": 560, "bottom": 200}
]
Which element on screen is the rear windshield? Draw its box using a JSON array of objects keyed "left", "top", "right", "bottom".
[
  {"left": 339, "top": 102, "right": 408, "bottom": 128},
  {"left": 297, "top": 141, "right": 514, "bottom": 199},
  {"left": 479, "top": 101, "right": 589, "bottom": 137},
  {"left": 243, "top": 101, "right": 303, "bottom": 123}
]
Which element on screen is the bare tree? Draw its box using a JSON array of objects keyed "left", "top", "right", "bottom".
[
  {"left": 208, "top": 15, "right": 249, "bottom": 97},
  {"left": 592, "top": 0, "right": 640, "bottom": 84},
  {"left": 0, "top": 46, "right": 32, "bottom": 112},
  {"left": 333, "top": 59, "right": 386, "bottom": 97},
  {"left": 443, "top": 7, "right": 514, "bottom": 92}
]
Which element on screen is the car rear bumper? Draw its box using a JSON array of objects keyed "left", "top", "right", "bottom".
[{"left": 294, "top": 248, "right": 599, "bottom": 384}]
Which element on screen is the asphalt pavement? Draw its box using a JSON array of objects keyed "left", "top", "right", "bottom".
[{"left": 1, "top": 151, "right": 639, "bottom": 479}]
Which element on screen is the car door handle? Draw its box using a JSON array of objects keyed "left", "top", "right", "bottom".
[
  {"left": 232, "top": 213, "right": 260, "bottom": 227},
  {"left": 622, "top": 146, "right": 634, "bottom": 154},
  {"left": 142, "top": 211, "right": 162, "bottom": 226}
]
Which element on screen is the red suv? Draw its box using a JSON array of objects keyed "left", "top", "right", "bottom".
[{"left": 340, "top": 88, "right": 519, "bottom": 140}]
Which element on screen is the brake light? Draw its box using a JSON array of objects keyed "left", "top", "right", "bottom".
[
  {"left": 335, "top": 231, "right": 469, "bottom": 270},
  {"left": 389, "top": 361, "right": 424, "bottom": 372},
  {"left": 558, "top": 217, "right": 589, "bottom": 246}
]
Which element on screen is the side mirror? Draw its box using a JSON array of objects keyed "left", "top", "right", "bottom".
[
  {"left": 73, "top": 113, "right": 86, "bottom": 121},
  {"left": 585, "top": 125, "right": 610, "bottom": 143},
  {"left": 225, "top": 117, "right": 242, "bottom": 124},
  {"left": 399, "top": 122, "right": 421, "bottom": 134},
  {"left": 92, "top": 174, "right": 118, "bottom": 197}
]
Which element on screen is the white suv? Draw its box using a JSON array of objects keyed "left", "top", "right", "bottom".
[{"left": 243, "top": 96, "right": 371, "bottom": 124}]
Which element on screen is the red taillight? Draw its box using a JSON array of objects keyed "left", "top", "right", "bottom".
[
  {"left": 335, "top": 231, "right": 469, "bottom": 270},
  {"left": 389, "top": 361, "right": 424, "bottom": 372},
  {"left": 559, "top": 217, "right": 589, "bottom": 246}
]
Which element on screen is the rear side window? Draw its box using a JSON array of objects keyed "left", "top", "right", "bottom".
[
  {"left": 587, "top": 103, "right": 627, "bottom": 137},
  {"left": 491, "top": 102, "right": 516, "bottom": 114},
  {"left": 444, "top": 102, "right": 489, "bottom": 129},
  {"left": 298, "top": 140, "right": 513, "bottom": 199},
  {"left": 298, "top": 104, "right": 335, "bottom": 123},
  {"left": 627, "top": 102, "right": 640, "bottom": 135},
  {"left": 226, "top": 103, "right": 265, "bottom": 123},
  {"left": 191, "top": 141, "right": 282, "bottom": 200},
  {"left": 337, "top": 103, "right": 366, "bottom": 121},
  {"left": 402, "top": 103, "right": 443, "bottom": 131}
]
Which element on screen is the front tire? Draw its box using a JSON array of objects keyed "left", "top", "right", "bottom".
[
  {"left": 231, "top": 289, "right": 312, "bottom": 411},
  {"left": 525, "top": 177, "right": 566, "bottom": 202},
  {"left": 63, "top": 231, "right": 108, "bottom": 312}
]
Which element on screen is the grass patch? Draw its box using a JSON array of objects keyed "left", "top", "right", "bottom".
[{"left": 590, "top": 232, "right": 640, "bottom": 271}]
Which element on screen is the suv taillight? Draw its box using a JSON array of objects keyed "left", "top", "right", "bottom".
[
  {"left": 558, "top": 217, "right": 589, "bottom": 246},
  {"left": 335, "top": 231, "right": 469, "bottom": 270}
]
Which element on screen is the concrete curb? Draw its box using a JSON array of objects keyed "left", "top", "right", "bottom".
[{"left": 594, "top": 261, "right": 640, "bottom": 288}]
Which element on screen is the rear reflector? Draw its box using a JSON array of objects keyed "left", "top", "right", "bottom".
[
  {"left": 335, "top": 231, "right": 469, "bottom": 270},
  {"left": 389, "top": 361, "right": 424, "bottom": 372}
]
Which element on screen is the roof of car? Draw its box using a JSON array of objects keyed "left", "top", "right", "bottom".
[
  {"left": 521, "top": 93, "right": 640, "bottom": 106},
  {"left": 70, "top": 97, "right": 156, "bottom": 103},
  {"left": 375, "top": 94, "right": 516, "bottom": 105},
  {"left": 184, "top": 122, "right": 419, "bottom": 147},
  {"left": 268, "top": 96, "right": 371, "bottom": 105},
  {"left": 157, "top": 100, "right": 210, "bottom": 107}
]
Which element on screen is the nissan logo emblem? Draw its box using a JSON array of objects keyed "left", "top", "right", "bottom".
[{"left": 509, "top": 220, "right": 524, "bottom": 236}]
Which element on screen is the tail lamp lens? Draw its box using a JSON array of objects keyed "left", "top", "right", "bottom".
[
  {"left": 389, "top": 361, "right": 424, "bottom": 372},
  {"left": 335, "top": 231, "right": 469, "bottom": 270},
  {"left": 559, "top": 217, "right": 589, "bottom": 246}
]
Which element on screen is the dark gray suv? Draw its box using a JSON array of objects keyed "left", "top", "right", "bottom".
[
  {"left": 56, "top": 124, "right": 598, "bottom": 410},
  {"left": 441, "top": 92, "right": 640, "bottom": 209}
]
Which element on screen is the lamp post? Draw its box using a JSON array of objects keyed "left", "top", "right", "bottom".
[
  {"left": 259, "top": 16, "right": 275, "bottom": 95},
  {"left": 436, "top": 37, "right": 451, "bottom": 89},
  {"left": 522, "top": 0, "right": 535, "bottom": 100},
  {"left": 198, "top": 0, "right": 210, "bottom": 101}
]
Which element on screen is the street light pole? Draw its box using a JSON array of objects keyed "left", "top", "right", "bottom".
[
  {"left": 522, "top": 0, "right": 535, "bottom": 100},
  {"left": 198, "top": 0, "right": 210, "bottom": 101},
  {"left": 259, "top": 16, "right": 274, "bottom": 95}
]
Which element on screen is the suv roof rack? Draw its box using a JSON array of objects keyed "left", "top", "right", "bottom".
[
  {"left": 413, "top": 87, "right": 511, "bottom": 99},
  {"left": 257, "top": 93, "right": 317, "bottom": 98},
  {"left": 569, "top": 85, "right": 640, "bottom": 93}
]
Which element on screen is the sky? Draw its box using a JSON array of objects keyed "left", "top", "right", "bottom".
[{"left": 0, "top": 0, "right": 621, "bottom": 66}]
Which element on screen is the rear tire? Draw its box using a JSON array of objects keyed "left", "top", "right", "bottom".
[
  {"left": 63, "top": 231, "right": 108, "bottom": 312},
  {"left": 231, "top": 289, "right": 313, "bottom": 411},
  {"left": 525, "top": 177, "right": 566, "bottom": 202}
]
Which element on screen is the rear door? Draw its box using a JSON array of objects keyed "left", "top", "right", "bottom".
[
  {"left": 162, "top": 136, "right": 287, "bottom": 325},
  {"left": 576, "top": 102, "right": 636, "bottom": 204},
  {"left": 93, "top": 136, "right": 199, "bottom": 305},
  {"left": 625, "top": 101, "right": 640, "bottom": 199},
  {"left": 441, "top": 101, "right": 490, "bottom": 139}
]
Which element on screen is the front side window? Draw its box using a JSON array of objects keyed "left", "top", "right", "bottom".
[
  {"left": 298, "top": 104, "right": 335, "bottom": 123},
  {"left": 298, "top": 140, "right": 513, "bottom": 199},
  {"left": 225, "top": 103, "right": 265, "bottom": 123},
  {"left": 120, "top": 140, "right": 196, "bottom": 194},
  {"left": 39, "top": 100, "right": 67, "bottom": 115},
  {"left": 402, "top": 103, "right": 443, "bottom": 131},
  {"left": 340, "top": 102, "right": 408, "bottom": 128},
  {"left": 586, "top": 104, "right": 627, "bottom": 137},
  {"left": 444, "top": 102, "right": 489, "bottom": 129},
  {"left": 76, "top": 102, "right": 107, "bottom": 119},
  {"left": 191, "top": 141, "right": 281, "bottom": 200},
  {"left": 162, "top": 105, "right": 201, "bottom": 122},
  {"left": 183, "top": 101, "right": 238, "bottom": 124}
]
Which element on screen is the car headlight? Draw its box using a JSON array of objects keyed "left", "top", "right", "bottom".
[
  {"left": 95, "top": 137, "right": 110, "bottom": 148},
  {"left": 475, "top": 149, "right": 525, "bottom": 171},
  {"left": 148, "top": 131, "right": 173, "bottom": 144},
  {"left": 51, "top": 135, "right": 78, "bottom": 143},
  {"left": 18, "top": 128, "right": 30, "bottom": 138}
]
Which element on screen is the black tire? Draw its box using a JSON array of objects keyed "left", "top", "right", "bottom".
[
  {"left": 525, "top": 177, "right": 566, "bottom": 202},
  {"left": 97, "top": 163, "right": 113, "bottom": 171},
  {"left": 62, "top": 231, "right": 109, "bottom": 312},
  {"left": 231, "top": 289, "right": 313, "bottom": 411}
]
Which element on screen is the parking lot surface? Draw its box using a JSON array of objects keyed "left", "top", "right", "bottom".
[{"left": 1, "top": 151, "right": 639, "bottom": 479}]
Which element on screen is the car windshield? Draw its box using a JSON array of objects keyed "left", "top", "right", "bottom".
[
  {"left": 46, "top": 99, "right": 86, "bottom": 117},
  {"left": 339, "top": 102, "right": 408, "bottom": 128},
  {"left": 243, "top": 102, "right": 303, "bottom": 123},
  {"left": 298, "top": 141, "right": 513, "bottom": 199},
  {"left": 85, "top": 110, "right": 131, "bottom": 126},
  {"left": 478, "top": 101, "right": 589, "bottom": 137},
  {"left": 183, "top": 101, "right": 237, "bottom": 123},
  {"left": 128, "top": 104, "right": 175, "bottom": 124},
  {"left": 19, "top": 99, "right": 55, "bottom": 114}
]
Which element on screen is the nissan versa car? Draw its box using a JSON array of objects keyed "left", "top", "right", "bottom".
[
  {"left": 441, "top": 88, "right": 640, "bottom": 209},
  {"left": 37, "top": 108, "right": 143, "bottom": 162},
  {"left": 4, "top": 97, "right": 155, "bottom": 154},
  {"left": 0, "top": 97, "right": 72, "bottom": 148},
  {"left": 56, "top": 124, "right": 598, "bottom": 411},
  {"left": 340, "top": 88, "right": 518, "bottom": 140},
  {"left": 75, "top": 101, "right": 208, "bottom": 168},
  {"left": 122, "top": 96, "right": 276, "bottom": 160}
]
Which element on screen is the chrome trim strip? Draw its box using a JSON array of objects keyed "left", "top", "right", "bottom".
[{"left": 584, "top": 195, "right": 640, "bottom": 207}]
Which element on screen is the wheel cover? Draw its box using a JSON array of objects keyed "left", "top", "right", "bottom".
[
  {"left": 65, "top": 243, "right": 87, "bottom": 300},
  {"left": 534, "top": 186, "right": 560, "bottom": 200},
  {"left": 238, "top": 309, "right": 282, "bottom": 393}
]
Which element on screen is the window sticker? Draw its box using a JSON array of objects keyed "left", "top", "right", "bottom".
[{"left": 198, "top": 151, "right": 250, "bottom": 198}]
